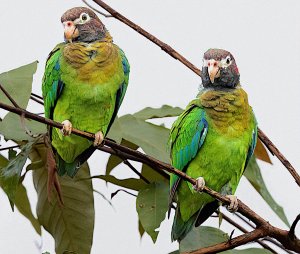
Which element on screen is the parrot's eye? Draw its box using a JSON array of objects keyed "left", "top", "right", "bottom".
[
  {"left": 226, "top": 56, "right": 231, "bottom": 64},
  {"left": 80, "top": 13, "right": 90, "bottom": 22}
]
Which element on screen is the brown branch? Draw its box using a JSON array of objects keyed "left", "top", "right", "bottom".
[
  {"left": 258, "top": 128, "right": 300, "bottom": 187},
  {"left": 88, "top": 0, "right": 300, "bottom": 187},
  {"left": 30, "top": 95, "right": 44, "bottom": 106},
  {"left": 1, "top": 102, "right": 300, "bottom": 253},
  {"left": 90, "top": 0, "right": 201, "bottom": 77},
  {"left": 217, "top": 211, "right": 278, "bottom": 253},
  {"left": 0, "top": 84, "right": 20, "bottom": 108},
  {"left": 184, "top": 227, "right": 268, "bottom": 254}
]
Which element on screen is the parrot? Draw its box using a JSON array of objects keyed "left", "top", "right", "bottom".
[
  {"left": 42, "top": 7, "right": 129, "bottom": 199},
  {"left": 168, "top": 48, "right": 257, "bottom": 242}
]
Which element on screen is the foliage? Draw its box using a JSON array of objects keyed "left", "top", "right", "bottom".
[{"left": 0, "top": 62, "right": 290, "bottom": 253}]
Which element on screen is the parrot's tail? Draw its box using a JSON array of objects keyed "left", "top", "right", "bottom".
[
  {"left": 56, "top": 146, "right": 96, "bottom": 177},
  {"left": 171, "top": 208, "right": 197, "bottom": 242},
  {"left": 171, "top": 200, "right": 219, "bottom": 242}
]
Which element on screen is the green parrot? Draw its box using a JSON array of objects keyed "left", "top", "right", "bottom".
[
  {"left": 42, "top": 7, "right": 129, "bottom": 195},
  {"left": 168, "top": 49, "right": 257, "bottom": 242}
]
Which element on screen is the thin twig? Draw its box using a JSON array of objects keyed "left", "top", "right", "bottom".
[
  {"left": 31, "top": 93, "right": 43, "bottom": 100},
  {"left": 0, "top": 145, "right": 19, "bottom": 152},
  {"left": 123, "top": 159, "right": 150, "bottom": 184},
  {"left": 30, "top": 95, "right": 44, "bottom": 106},
  {"left": 90, "top": 0, "right": 300, "bottom": 188}
]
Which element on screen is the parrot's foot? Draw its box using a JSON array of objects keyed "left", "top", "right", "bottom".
[
  {"left": 94, "top": 131, "right": 104, "bottom": 147},
  {"left": 226, "top": 195, "right": 238, "bottom": 212},
  {"left": 61, "top": 120, "right": 72, "bottom": 136},
  {"left": 193, "top": 177, "right": 205, "bottom": 192},
  {"left": 47, "top": 148, "right": 64, "bottom": 205}
]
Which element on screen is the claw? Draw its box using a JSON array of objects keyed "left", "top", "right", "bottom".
[
  {"left": 226, "top": 195, "right": 238, "bottom": 212},
  {"left": 94, "top": 131, "right": 104, "bottom": 147},
  {"left": 193, "top": 177, "right": 205, "bottom": 192},
  {"left": 61, "top": 120, "right": 72, "bottom": 136}
]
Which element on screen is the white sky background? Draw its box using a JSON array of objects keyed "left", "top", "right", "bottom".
[{"left": 0, "top": 0, "right": 300, "bottom": 253}]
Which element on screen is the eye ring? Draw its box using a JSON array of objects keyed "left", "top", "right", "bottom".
[{"left": 80, "top": 13, "right": 89, "bottom": 22}]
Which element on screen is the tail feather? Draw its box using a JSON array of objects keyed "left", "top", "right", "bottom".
[
  {"left": 172, "top": 200, "right": 219, "bottom": 242},
  {"left": 56, "top": 146, "right": 96, "bottom": 177}
]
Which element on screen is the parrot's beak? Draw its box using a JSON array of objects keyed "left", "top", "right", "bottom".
[
  {"left": 208, "top": 60, "right": 220, "bottom": 83},
  {"left": 63, "top": 21, "right": 79, "bottom": 43}
]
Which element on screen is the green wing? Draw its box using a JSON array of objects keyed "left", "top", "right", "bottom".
[
  {"left": 168, "top": 100, "right": 208, "bottom": 214},
  {"left": 42, "top": 43, "right": 64, "bottom": 119},
  {"left": 106, "top": 47, "right": 130, "bottom": 134}
]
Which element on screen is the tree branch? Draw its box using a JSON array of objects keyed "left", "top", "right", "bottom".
[
  {"left": 86, "top": 0, "right": 300, "bottom": 187},
  {"left": 0, "top": 101, "right": 300, "bottom": 253}
]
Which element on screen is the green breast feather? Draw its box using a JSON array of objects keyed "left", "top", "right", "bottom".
[{"left": 42, "top": 42, "right": 130, "bottom": 177}]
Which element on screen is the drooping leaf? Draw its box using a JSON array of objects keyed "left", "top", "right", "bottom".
[
  {"left": 116, "top": 115, "right": 170, "bottom": 162},
  {"left": 31, "top": 144, "right": 94, "bottom": 254},
  {"left": 138, "top": 219, "right": 145, "bottom": 238},
  {"left": 14, "top": 183, "right": 41, "bottom": 235},
  {"left": 244, "top": 156, "right": 289, "bottom": 226},
  {"left": 0, "top": 154, "right": 41, "bottom": 235},
  {"left": 93, "top": 175, "right": 146, "bottom": 191},
  {"left": 136, "top": 181, "right": 169, "bottom": 242},
  {"left": 180, "top": 226, "right": 271, "bottom": 253},
  {"left": 0, "top": 61, "right": 37, "bottom": 109},
  {"left": 105, "top": 139, "right": 139, "bottom": 176},
  {"left": 8, "top": 148, "right": 17, "bottom": 160},
  {"left": 93, "top": 189, "right": 113, "bottom": 208},
  {"left": 133, "top": 105, "right": 183, "bottom": 120},
  {"left": 0, "top": 140, "right": 37, "bottom": 209},
  {"left": 107, "top": 116, "right": 123, "bottom": 143},
  {"left": 254, "top": 139, "right": 272, "bottom": 164},
  {"left": 0, "top": 113, "right": 46, "bottom": 141}
]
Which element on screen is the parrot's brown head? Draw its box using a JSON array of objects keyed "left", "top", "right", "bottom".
[
  {"left": 61, "top": 7, "right": 107, "bottom": 43},
  {"left": 201, "top": 49, "right": 240, "bottom": 89}
]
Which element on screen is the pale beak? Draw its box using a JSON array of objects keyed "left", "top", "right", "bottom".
[
  {"left": 63, "top": 21, "right": 79, "bottom": 43},
  {"left": 208, "top": 60, "right": 220, "bottom": 83}
]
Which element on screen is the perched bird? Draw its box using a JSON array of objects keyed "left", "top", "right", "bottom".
[
  {"left": 168, "top": 49, "right": 257, "bottom": 241},
  {"left": 42, "top": 7, "right": 129, "bottom": 197}
]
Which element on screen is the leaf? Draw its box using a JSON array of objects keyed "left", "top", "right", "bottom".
[
  {"left": 116, "top": 114, "right": 170, "bottom": 162},
  {"left": 14, "top": 183, "right": 41, "bottom": 235},
  {"left": 106, "top": 116, "right": 123, "bottom": 143},
  {"left": 93, "top": 175, "right": 146, "bottom": 191},
  {"left": 133, "top": 105, "right": 183, "bottom": 120},
  {"left": 254, "top": 139, "right": 272, "bottom": 164},
  {"left": 141, "top": 163, "right": 169, "bottom": 183},
  {"left": 136, "top": 181, "right": 169, "bottom": 242},
  {"left": 0, "top": 61, "right": 37, "bottom": 109},
  {"left": 244, "top": 156, "right": 289, "bottom": 227},
  {"left": 138, "top": 219, "right": 145, "bottom": 238},
  {"left": 31, "top": 144, "right": 94, "bottom": 254},
  {"left": 105, "top": 139, "right": 139, "bottom": 176},
  {"left": 180, "top": 226, "right": 271, "bottom": 253},
  {"left": 0, "top": 154, "right": 41, "bottom": 235},
  {"left": 0, "top": 140, "right": 37, "bottom": 209},
  {"left": 0, "top": 113, "right": 46, "bottom": 141}
]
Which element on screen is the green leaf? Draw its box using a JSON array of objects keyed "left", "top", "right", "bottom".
[
  {"left": 116, "top": 115, "right": 170, "bottom": 162},
  {"left": 138, "top": 219, "right": 145, "bottom": 238},
  {"left": 31, "top": 144, "right": 94, "bottom": 254},
  {"left": 244, "top": 156, "right": 289, "bottom": 227},
  {"left": 133, "top": 105, "right": 183, "bottom": 120},
  {"left": 141, "top": 163, "right": 169, "bottom": 183},
  {"left": 106, "top": 116, "right": 123, "bottom": 143},
  {"left": 136, "top": 181, "right": 169, "bottom": 243},
  {"left": 93, "top": 175, "right": 146, "bottom": 191},
  {"left": 180, "top": 226, "right": 271, "bottom": 253},
  {"left": 105, "top": 139, "right": 139, "bottom": 176},
  {"left": 0, "top": 140, "right": 37, "bottom": 208},
  {"left": 0, "top": 113, "right": 46, "bottom": 141},
  {"left": 0, "top": 61, "right": 37, "bottom": 109},
  {"left": 14, "top": 183, "right": 41, "bottom": 235},
  {"left": 0, "top": 154, "right": 41, "bottom": 235}
]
